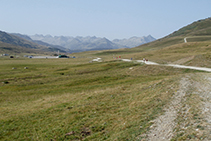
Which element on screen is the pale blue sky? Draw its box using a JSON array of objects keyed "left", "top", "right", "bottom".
[{"left": 0, "top": 0, "right": 210, "bottom": 40}]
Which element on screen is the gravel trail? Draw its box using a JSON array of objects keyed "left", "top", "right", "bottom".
[{"left": 146, "top": 76, "right": 190, "bottom": 141}]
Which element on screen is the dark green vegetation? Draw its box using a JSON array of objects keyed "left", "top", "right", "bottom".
[{"left": 1, "top": 17, "right": 211, "bottom": 140}]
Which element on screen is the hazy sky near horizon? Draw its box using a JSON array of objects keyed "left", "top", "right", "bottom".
[{"left": 0, "top": 0, "right": 210, "bottom": 40}]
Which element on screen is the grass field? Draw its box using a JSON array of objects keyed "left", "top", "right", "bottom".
[
  {"left": 1, "top": 37, "right": 211, "bottom": 140},
  {"left": 0, "top": 56, "right": 200, "bottom": 140},
  {"left": 1, "top": 35, "right": 211, "bottom": 140}
]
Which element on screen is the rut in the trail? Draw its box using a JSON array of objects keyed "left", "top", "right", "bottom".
[
  {"left": 146, "top": 76, "right": 191, "bottom": 141},
  {"left": 144, "top": 74, "right": 211, "bottom": 141}
]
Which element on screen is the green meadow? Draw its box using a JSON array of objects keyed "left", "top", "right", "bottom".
[{"left": 0, "top": 56, "right": 195, "bottom": 141}]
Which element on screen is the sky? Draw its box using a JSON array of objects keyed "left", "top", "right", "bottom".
[{"left": 0, "top": 0, "right": 211, "bottom": 40}]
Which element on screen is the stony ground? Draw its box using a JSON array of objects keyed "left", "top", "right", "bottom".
[{"left": 140, "top": 73, "right": 211, "bottom": 141}]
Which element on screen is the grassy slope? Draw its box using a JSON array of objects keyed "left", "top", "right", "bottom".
[{"left": 0, "top": 41, "right": 42, "bottom": 54}]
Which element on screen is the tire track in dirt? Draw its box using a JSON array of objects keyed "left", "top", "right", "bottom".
[
  {"left": 144, "top": 73, "right": 211, "bottom": 141},
  {"left": 145, "top": 76, "right": 191, "bottom": 141},
  {"left": 193, "top": 73, "right": 211, "bottom": 140}
]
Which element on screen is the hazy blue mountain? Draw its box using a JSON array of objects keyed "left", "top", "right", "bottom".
[
  {"left": 30, "top": 35, "right": 128, "bottom": 52},
  {"left": 29, "top": 35, "right": 155, "bottom": 52},
  {"left": 112, "top": 35, "right": 156, "bottom": 48}
]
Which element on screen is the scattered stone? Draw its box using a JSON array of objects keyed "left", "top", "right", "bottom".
[
  {"left": 196, "top": 128, "right": 199, "bottom": 131},
  {"left": 65, "top": 131, "right": 75, "bottom": 136},
  {"left": 2, "top": 81, "right": 9, "bottom": 84},
  {"left": 67, "top": 106, "right": 73, "bottom": 109},
  {"left": 24, "top": 67, "right": 28, "bottom": 69},
  {"left": 81, "top": 130, "right": 91, "bottom": 136},
  {"left": 12, "top": 67, "right": 17, "bottom": 69}
]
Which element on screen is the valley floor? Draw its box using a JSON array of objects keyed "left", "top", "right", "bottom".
[{"left": 139, "top": 73, "right": 211, "bottom": 140}]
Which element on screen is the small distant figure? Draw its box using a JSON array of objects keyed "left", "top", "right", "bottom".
[
  {"left": 146, "top": 59, "right": 148, "bottom": 61},
  {"left": 143, "top": 58, "right": 145, "bottom": 61},
  {"left": 131, "top": 58, "right": 132, "bottom": 60},
  {"left": 119, "top": 56, "right": 121, "bottom": 58}
]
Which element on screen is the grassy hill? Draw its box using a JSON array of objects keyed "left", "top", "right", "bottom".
[
  {"left": 1, "top": 17, "right": 211, "bottom": 140},
  {"left": 168, "top": 17, "right": 211, "bottom": 37}
]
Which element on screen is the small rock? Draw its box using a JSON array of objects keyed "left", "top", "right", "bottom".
[
  {"left": 12, "top": 67, "right": 17, "bottom": 69},
  {"left": 24, "top": 67, "right": 28, "bottom": 69},
  {"left": 196, "top": 128, "right": 199, "bottom": 131},
  {"left": 67, "top": 106, "right": 73, "bottom": 109},
  {"left": 65, "top": 131, "right": 75, "bottom": 136}
]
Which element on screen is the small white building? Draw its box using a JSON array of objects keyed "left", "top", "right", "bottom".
[{"left": 92, "top": 58, "right": 102, "bottom": 62}]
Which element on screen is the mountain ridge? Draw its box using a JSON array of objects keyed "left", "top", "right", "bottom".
[
  {"left": 167, "top": 17, "right": 211, "bottom": 38},
  {"left": 0, "top": 31, "right": 67, "bottom": 54},
  {"left": 29, "top": 34, "right": 156, "bottom": 52}
]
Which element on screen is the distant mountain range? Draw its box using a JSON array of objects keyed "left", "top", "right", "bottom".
[
  {"left": 0, "top": 30, "right": 156, "bottom": 54},
  {"left": 29, "top": 34, "right": 156, "bottom": 52}
]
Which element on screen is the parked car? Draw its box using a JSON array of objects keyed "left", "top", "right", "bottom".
[{"left": 58, "top": 55, "right": 69, "bottom": 58}]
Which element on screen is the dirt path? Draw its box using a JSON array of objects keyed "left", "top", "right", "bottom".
[
  {"left": 122, "top": 59, "right": 211, "bottom": 72},
  {"left": 146, "top": 76, "right": 190, "bottom": 141},
  {"left": 121, "top": 58, "right": 211, "bottom": 140},
  {"left": 144, "top": 73, "right": 211, "bottom": 140}
]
